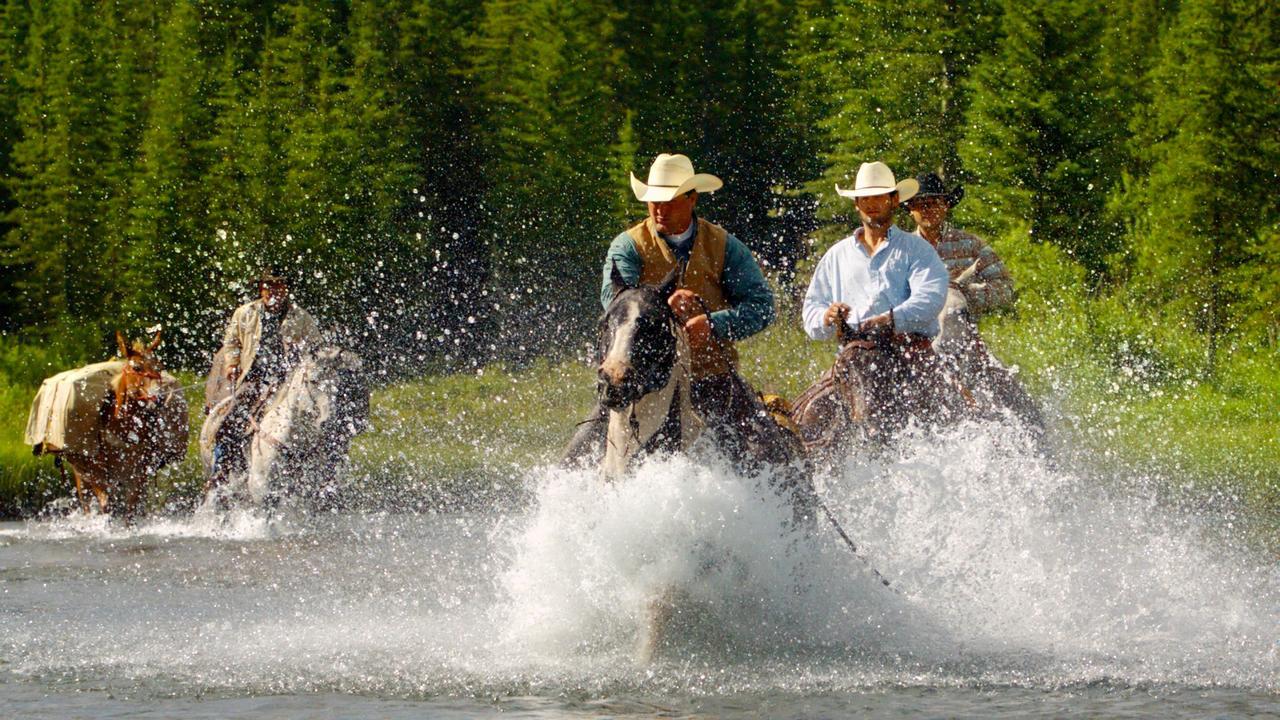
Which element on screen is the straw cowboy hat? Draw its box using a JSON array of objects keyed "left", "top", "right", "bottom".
[
  {"left": 903, "top": 171, "right": 965, "bottom": 209},
  {"left": 630, "top": 153, "right": 723, "bottom": 202},
  {"left": 835, "top": 161, "right": 918, "bottom": 202}
]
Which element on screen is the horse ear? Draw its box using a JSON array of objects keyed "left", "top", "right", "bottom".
[
  {"left": 610, "top": 260, "right": 632, "bottom": 296},
  {"left": 656, "top": 268, "right": 680, "bottom": 299},
  {"left": 147, "top": 330, "right": 162, "bottom": 352},
  {"left": 115, "top": 331, "right": 128, "bottom": 358}
]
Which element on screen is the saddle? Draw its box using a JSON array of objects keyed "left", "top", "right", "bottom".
[{"left": 789, "top": 332, "right": 957, "bottom": 455}]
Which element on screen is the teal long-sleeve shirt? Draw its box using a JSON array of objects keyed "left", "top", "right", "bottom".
[{"left": 599, "top": 223, "right": 776, "bottom": 342}]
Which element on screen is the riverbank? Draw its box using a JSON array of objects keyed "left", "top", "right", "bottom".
[{"left": 2, "top": 311, "right": 1276, "bottom": 519}]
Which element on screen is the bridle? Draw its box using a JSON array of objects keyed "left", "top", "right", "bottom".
[{"left": 113, "top": 353, "right": 163, "bottom": 419}]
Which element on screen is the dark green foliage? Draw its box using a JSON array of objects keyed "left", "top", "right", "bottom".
[
  {"left": 0, "top": 0, "right": 1276, "bottom": 378},
  {"left": 1119, "top": 0, "right": 1279, "bottom": 376},
  {"left": 959, "top": 0, "right": 1121, "bottom": 278}
]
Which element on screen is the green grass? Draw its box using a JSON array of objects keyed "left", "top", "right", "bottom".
[
  {"left": 984, "top": 303, "right": 1280, "bottom": 510},
  {"left": 343, "top": 358, "right": 597, "bottom": 506},
  {"left": 2, "top": 305, "right": 1277, "bottom": 518}
]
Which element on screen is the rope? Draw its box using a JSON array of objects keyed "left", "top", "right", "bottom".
[{"left": 816, "top": 498, "right": 894, "bottom": 589}]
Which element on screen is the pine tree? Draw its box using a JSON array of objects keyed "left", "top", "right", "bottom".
[
  {"left": 959, "top": 0, "right": 1119, "bottom": 280},
  {"left": 787, "top": 0, "right": 1000, "bottom": 248},
  {"left": 127, "top": 0, "right": 216, "bottom": 362},
  {"left": 3, "top": 0, "right": 101, "bottom": 333},
  {"left": 465, "top": 0, "right": 625, "bottom": 359},
  {"left": 329, "top": 0, "right": 435, "bottom": 369},
  {"left": 1122, "top": 0, "right": 1280, "bottom": 375},
  {"left": 394, "top": 0, "right": 488, "bottom": 365},
  {"left": 0, "top": 0, "right": 31, "bottom": 330}
]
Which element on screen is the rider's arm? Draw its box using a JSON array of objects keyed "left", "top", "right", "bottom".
[
  {"left": 891, "top": 234, "right": 948, "bottom": 336},
  {"left": 600, "top": 231, "right": 642, "bottom": 309},
  {"left": 710, "top": 234, "right": 775, "bottom": 341},
  {"left": 963, "top": 239, "right": 1015, "bottom": 315},
  {"left": 219, "top": 304, "right": 246, "bottom": 364},
  {"left": 802, "top": 251, "right": 839, "bottom": 341}
]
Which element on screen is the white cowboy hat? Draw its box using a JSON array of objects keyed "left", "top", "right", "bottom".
[
  {"left": 835, "top": 161, "right": 919, "bottom": 202},
  {"left": 630, "top": 153, "right": 723, "bottom": 202}
]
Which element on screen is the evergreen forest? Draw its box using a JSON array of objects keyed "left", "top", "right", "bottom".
[{"left": 1, "top": 0, "right": 1277, "bottom": 379}]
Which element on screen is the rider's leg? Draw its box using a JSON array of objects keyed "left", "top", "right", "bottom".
[{"left": 208, "top": 380, "right": 263, "bottom": 486}]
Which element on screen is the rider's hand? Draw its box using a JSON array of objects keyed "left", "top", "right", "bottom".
[
  {"left": 668, "top": 289, "right": 702, "bottom": 323},
  {"left": 823, "top": 303, "right": 851, "bottom": 327},
  {"left": 684, "top": 314, "right": 714, "bottom": 355},
  {"left": 225, "top": 364, "right": 239, "bottom": 381}
]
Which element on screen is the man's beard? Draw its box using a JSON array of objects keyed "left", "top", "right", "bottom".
[{"left": 860, "top": 210, "right": 893, "bottom": 229}]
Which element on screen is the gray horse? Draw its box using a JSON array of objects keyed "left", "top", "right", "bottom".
[{"left": 201, "top": 346, "right": 369, "bottom": 509}]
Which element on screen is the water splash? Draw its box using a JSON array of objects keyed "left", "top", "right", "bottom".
[{"left": 0, "top": 418, "right": 1277, "bottom": 700}]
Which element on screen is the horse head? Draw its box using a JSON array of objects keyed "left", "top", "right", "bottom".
[
  {"left": 113, "top": 330, "right": 164, "bottom": 418},
  {"left": 597, "top": 263, "right": 680, "bottom": 409},
  {"left": 932, "top": 285, "right": 979, "bottom": 358}
]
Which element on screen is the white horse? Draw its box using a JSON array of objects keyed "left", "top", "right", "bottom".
[
  {"left": 932, "top": 262, "right": 1044, "bottom": 433},
  {"left": 201, "top": 347, "right": 369, "bottom": 509}
]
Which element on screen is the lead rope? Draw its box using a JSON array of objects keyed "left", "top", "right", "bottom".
[
  {"left": 822, "top": 305, "right": 896, "bottom": 589},
  {"left": 834, "top": 306, "right": 850, "bottom": 346}
]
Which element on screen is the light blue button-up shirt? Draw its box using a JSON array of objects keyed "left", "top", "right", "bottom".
[{"left": 802, "top": 225, "right": 948, "bottom": 339}]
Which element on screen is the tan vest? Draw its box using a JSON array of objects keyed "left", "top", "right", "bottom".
[{"left": 626, "top": 217, "right": 737, "bottom": 377}]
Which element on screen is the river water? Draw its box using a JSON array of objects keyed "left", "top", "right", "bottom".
[{"left": 2, "top": 422, "right": 1277, "bottom": 718}]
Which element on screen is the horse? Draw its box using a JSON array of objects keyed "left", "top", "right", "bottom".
[
  {"left": 932, "top": 282, "right": 1045, "bottom": 436},
  {"left": 789, "top": 316, "right": 968, "bottom": 461},
  {"left": 582, "top": 263, "right": 816, "bottom": 661},
  {"left": 790, "top": 273, "right": 1043, "bottom": 461},
  {"left": 200, "top": 346, "right": 370, "bottom": 509},
  {"left": 26, "top": 331, "right": 189, "bottom": 520}
]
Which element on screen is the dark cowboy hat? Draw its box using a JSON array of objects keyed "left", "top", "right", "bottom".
[
  {"left": 904, "top": 172, "right": 965, "bottom": 208},
  {"left": 256, "top": 265, "right": 290, "bottom": 287}
]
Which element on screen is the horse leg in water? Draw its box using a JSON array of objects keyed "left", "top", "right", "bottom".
[
  {"left": 65, "top": 459, "right": 90, "bottom": 514},
  {"left": 117, "top": 470, "right": 146, "bottom": 523},
  {"left": 636, "top": 586, "right": 679, "bottom": 664},
  {"left": 71, "top": 464, "right": 109, "bottom": 515}
]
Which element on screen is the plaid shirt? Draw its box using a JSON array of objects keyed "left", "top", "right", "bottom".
[{"left": 920, "top": 225, "right": 1014, "bottom": 316}]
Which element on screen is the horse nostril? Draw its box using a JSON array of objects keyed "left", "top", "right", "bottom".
[{"left": 598, "top": 360, "right": 632, "bottom": 386}]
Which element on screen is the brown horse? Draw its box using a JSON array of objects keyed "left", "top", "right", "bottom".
[
  {"left": 27, "top": 331, "right": 189, "bottom": 520},
  {"left": 790, "top": 313, "right": 970, "bottom": 461},
  {"left": 790, "top": 296, "right": 1043, "bottom": 461}
]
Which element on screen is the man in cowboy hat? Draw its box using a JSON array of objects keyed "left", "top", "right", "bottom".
[
  {"left": 903, "top": 172, "right": 1013, "bottom": 317},
  {"left": 903, "top": 172, "right": 1042, "bottom": 432},
  {"left": 802, "top": 161, "right": 947, "bottom": 342},
  {"left": 563, "top": 153, "right": 776, "bottom": 463},
  {"left": 600, "top": 152, "right": 775, "bottom": 368},
  {"left": 796, "top": 161, "right": 955, "bottom": 443},
  {"left": 207, "top": 265, "right": 322, "bottom": 488}
]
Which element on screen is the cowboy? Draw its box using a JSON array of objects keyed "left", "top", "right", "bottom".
[
  {"left": 903, "top": 172, "right": 1013, "bottom": 317},
  {"left": 563, "top": 153, "right": 776, "bottom": 462},
  {"left": 904, "top": 172, "right": 1042, "bottom": 432},
  {"left": 208, "top": 267, "right": 321, "bottom": 486},
  {"left": 798, "top": 161, "right": 953, "bottom": 442}
]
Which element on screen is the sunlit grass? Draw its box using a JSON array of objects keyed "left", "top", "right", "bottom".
[{"left": 1, "top": 304, "right": 1277, "bottom": 517}]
